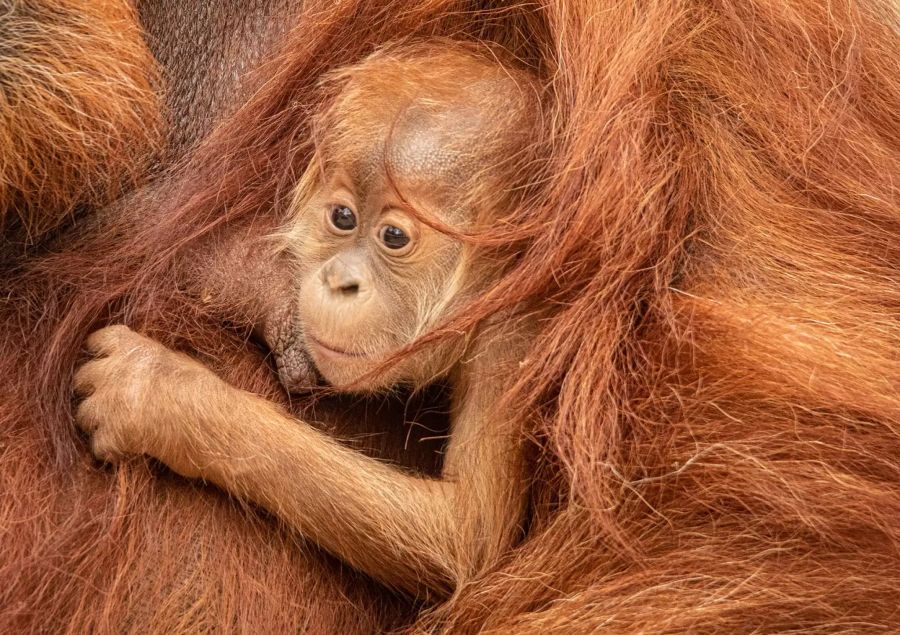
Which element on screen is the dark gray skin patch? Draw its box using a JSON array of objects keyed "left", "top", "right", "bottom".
[{"left": 263, "top": 302, "right": 320, "bottom": 392}]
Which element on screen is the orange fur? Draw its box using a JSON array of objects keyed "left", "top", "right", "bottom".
[
  {"left": 0, "top": 0, "right": 162, "bottom": 241},
  {"left": 1, "top": 0, "right": 898, "bottom": 632}
]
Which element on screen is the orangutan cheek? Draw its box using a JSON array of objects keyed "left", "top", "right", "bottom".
[{"left": 310, "top": 356, "right": 373, "bottom": 391}]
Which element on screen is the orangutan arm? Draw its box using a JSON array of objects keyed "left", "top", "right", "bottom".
[{"left": 73, "top": 325, "right": 527, "bottom": 597}]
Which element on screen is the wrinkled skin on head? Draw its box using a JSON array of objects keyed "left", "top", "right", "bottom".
[{"left": 266, "top": 47, "right": 536, "bottom": 393}]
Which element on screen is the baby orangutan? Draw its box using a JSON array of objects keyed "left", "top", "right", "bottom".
[{"left": 74, "top": 42, "right": 541, "bottom": 597}]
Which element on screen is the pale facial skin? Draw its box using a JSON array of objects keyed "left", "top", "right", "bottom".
[
  {"left": 74, "top": 46, "right": 537, "bottom": 598},
  {"left": 280, "top": 106, "right": 481, "bottom": 392}
]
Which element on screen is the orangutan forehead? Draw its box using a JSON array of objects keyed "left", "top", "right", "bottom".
[
  {"left": 322, "top": 103, "right": 488, "bottom": 193},
  {"left": 316, "top": 54, "right": 536, "bottom": 204}
]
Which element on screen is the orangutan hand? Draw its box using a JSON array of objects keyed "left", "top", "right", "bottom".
[{"left": 73, "top": 324, "right": 229, "bottom": 478}]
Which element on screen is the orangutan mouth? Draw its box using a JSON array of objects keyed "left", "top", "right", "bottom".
[{"left": 305, "top": 333, "right": 368, "bottom": 359}]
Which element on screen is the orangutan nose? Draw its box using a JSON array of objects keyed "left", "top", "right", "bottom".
[{"left": 322, "top": 253, "right": 365, "bottom": 297}]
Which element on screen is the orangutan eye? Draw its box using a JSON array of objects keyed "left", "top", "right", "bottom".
[
  {"left": 329, "top": 205, "right": 357, "bottom": 232},
  {"left": 380, "top": 225, "right": 410, "bottom": 250}
]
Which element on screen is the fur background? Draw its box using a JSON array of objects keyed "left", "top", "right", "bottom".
[{"left": 1, "top": 0, "right": 898, "bottom": 632}]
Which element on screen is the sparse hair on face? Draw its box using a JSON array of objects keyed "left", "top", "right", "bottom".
[{"left": 277, "top": 41, "right": 544, "bottom": 391}]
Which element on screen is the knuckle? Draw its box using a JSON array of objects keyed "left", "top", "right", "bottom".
[
  {"left": 91, "top": 433, "right": 121, "bottom": 463},
  {"left": 74, "top": 360, "right": 108, "bottom": 394},
  {"left": 74, "top": 358, "right": 96, "bottom": 377},
  {"left": 72, "top": 375, "right": 91, "bottom": 396},
  {"left": 84, "top": 331, "right": 105, "bottom": 353},
  {"left": 87, "top": 324, "right": 132, "bottom": 352},
  {"left": 73, "top": 410, "right": 88, "bottom": 431},
  {"left": 74, "top": 401, "right": 98, "bottom": 432}
]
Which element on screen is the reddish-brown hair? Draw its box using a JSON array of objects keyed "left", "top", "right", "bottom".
[
  {"left": 2, "top": 0, "right": 898, "bottom": 631},
  {"left": 0, "top": 0, "right": 162, "bottom": 241}
]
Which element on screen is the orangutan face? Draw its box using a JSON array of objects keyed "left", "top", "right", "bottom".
[
  {"left": 262, "top": 49, "right": 535, "bottom": 394},
  {"left": 287, "top": 129, "right": 472, "bottom": 390}
]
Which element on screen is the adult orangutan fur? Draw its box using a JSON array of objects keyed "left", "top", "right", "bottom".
[
  {"left": 2, "top": 0, "right": 899, "bottom": 633},
  {"left": 0, "top": 0, "right": 162, "bottom": 242},
  {"left": 136, "top": 0, "right": 301, "bottom": 155}
]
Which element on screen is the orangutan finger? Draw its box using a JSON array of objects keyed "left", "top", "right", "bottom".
[
  {"left": 72, "top": 359, "right": 106, "bottom": 397},
  {"left": 89, "top": 430, "right": 124, "bottom": 464},
  {"left": 73, "top": 393, "right": 110, "bottom": 435},
  {"left": 84, "top": 324, "right": 133, "bottom": 356}
]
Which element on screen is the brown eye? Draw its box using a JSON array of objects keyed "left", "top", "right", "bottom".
[
  {"left": 329, "top": 205, "right": 357, "bottom": 232},
  {"left": 380, "top": 225, "right": 410, "bottom": 250}
]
